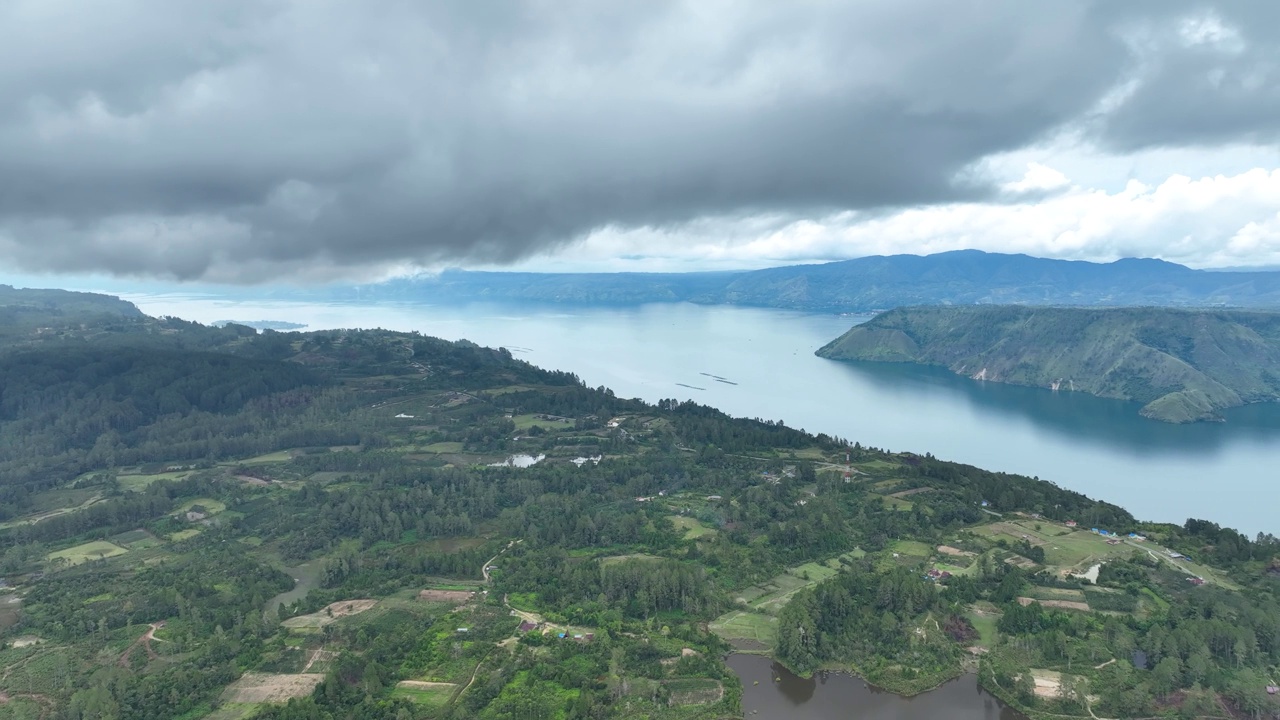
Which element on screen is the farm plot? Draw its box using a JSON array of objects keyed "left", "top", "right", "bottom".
[
  {"left": 418, "top": 589, "right": 476, "bottom": 604},
  {"left": 393, "top": 681, "right": 457, "bottom": 707},
  {"left": 282, "top": 600, "right": 378, "bottom": 630},
  {"left": 1018, "top": 597, "right": 1091, "bottom": 612},
  {"left": 178, "top": 498, "right": 227, "bottom": 515},
  {"left": 669, "top": 515, "right": 715, "bottom": 539},
  {"left": 48, "top": 541, "right": 127, "bottom": 566},
  {"left": 709, "top": 611, "right": 777, "bottom": 652},
  {"left": 664, "top": 678, "right": 724, "bottom": 706},
  {"left": 222, "top": 672, "right": 325, "bottom": 703},
  {"left": 110, "top": 529, "right": 163, "bottom": 549}
]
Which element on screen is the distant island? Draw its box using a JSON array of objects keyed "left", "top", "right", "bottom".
[
  {"left": 213, "top": 319, "right": 308, "bottom": 331},
  {"left": 816, "top": 305, "right": 1280, "bottom": 423}
]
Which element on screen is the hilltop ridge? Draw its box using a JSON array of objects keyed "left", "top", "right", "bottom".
[
  {"left": 302, "top": 250, "right": 1280, "bottom": 311},
  {"left": 816, "top": 305, "right": 1280, "bottom": 422}
]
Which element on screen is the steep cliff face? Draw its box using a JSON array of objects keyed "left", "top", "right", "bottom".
[{"left": 816, "top": 306, "right": 1280, "bottom": 422}]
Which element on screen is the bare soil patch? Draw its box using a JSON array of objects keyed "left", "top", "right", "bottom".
[
  {"left": 282, "top": 599, "right": 378, "bottom": 629},
  {"left": 418, "top": 589, "right": 476, "bottom": 604},
  {"left": 224, "top": 672, "right": 325, "bottom": 703},
  {"left": 1018, "top": 597, "right": 1091, "bottom": 612},
  {"left": 396, "top": 681, "right": 458, "bottom": 691},
  {"left": 937, "top": 545, "right": 975, "bottom": 557}
]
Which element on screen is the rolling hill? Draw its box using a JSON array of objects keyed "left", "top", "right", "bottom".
[
  {"left": 304, "top": 250, "right": 1280, "bottom": 311},
  {"left": 815, "top": 305, "right": 1280, "bottom": 423}
]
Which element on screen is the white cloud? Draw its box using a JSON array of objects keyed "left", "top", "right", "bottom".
[
  {"left": 1003, "top": 162, "right": 1070, "bottom": 194},
  {"left": 512, "top": 165, "right": 1280, "bottom": 272}
]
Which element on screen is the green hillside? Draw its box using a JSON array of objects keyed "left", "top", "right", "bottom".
[
  {"left": 816, "top": 306, "right": 1280, "bottom": 423},
  {"left": 0, "top": 307, "right": 1277, "bottom": 719}
]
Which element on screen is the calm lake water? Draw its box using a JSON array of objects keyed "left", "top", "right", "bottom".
[
  {"left": 728, "top": 654, "right": 1027, "bottom": 720},
  {"left": 127, "top": 296, "right": 1280, "bottom": 536}
]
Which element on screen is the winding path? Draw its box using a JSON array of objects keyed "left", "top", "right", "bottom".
[{"left": 117, "top": 623, "right": 165, "bottom": 667}]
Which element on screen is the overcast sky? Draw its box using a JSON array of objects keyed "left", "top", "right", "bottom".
[{"left": 3, "top": 0, "right": 1280, "bottom": 283}]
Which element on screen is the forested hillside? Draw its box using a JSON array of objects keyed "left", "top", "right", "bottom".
[
  {"left": 304, "top": 250, "right": 1280, "bottom": 312},
  {"left": 0, "top": 303, "right": 1276, "bottom": 719},
  {"left": 817, "top": 305, "right": 1280, "bottom": 422}
]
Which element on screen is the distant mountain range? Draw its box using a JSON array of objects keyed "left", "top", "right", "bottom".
[
  {"left": 816, "top": 305, "right": 1280, "bottom": 423},
  {"left": 299, "top": 250, "right": 1280, "bottom": 312}
]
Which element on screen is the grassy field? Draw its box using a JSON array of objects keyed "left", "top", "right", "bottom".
[
  {"left": 422, "top": 441, "right": 465, "bottom": 454},
  {"left": 599, "top": 553, "right": 662, "bottom": 566},
  {"left": 966, "top": 611, "right": 998, "bottom": 647},
  {"left": 178, "top": 498, "right": 227, "bottom": 515},
  {"left": 118, "top": 470, "right": 192, "bottom": 491},
  {"left": 668, "top": 515, "right": 715, "bottom": 539},
  {"left": 709, "top": 610, "right": 777, "bottom": 651},
  {"left": 854, "top": 459, "right": 898, "bottom": 472},
  {"left": 1025, "top": 587, "right": 1088, "bottom": 602},
  {"left": 235, "top": 450, "right": 295, "bottom": 465},
  {"left": 741, "top": 551, "right": 864, "bottom": 605},
  {"left": 512, "top": 413, "right": 574, "bottom": 431},
  {"left": 392, "top": 681, "right": 456, "bottom": 707},
  {"left": 664, "top": 677, "right": 724, "bottom": 706},
  {"left": 890, "top": 540, "right": 934, "bottom": 556},
  {"left": 788, "top": 561, "right": 839, "bottom": 583},
  {"left": 199, "top": 703, "right": 261, "bottom": 720},
  {"left": 169, "top": 529, "right": 202, "bottom": 541},
  {"left": 110, "top": 529, "right": 163, "bottom": 549},
  {"left": 48, "top": 541, "right": 128, "bottom": 566}
]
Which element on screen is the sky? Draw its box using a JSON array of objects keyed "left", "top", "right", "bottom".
[{"left": 3, "top": 0, "right": 1280, "bottom": 285}]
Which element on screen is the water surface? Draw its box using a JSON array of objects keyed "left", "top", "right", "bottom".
[
  {"left": 124, "top": 296, "right": 1280, "bottom": 535},
  {"left": 729, "top": 654, "right": 1027, "bottom": 720}
]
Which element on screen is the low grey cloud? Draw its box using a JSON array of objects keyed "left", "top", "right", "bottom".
[{"left": 0, "top": 1, "right": 1276, "bottom": 281}]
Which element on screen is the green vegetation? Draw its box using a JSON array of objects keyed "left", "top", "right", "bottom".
[
  {"left": 0, "top": 291, "right": 1276, "bottom": 719},
  {"left": 668, "top": 515, "right": 715, "bottom": 539},
  {"left": 47, "top": 540, "right": 128, "bottom": 565},
  {"left": 818, "top": 305, "right": 1280, "bottom": 422}
]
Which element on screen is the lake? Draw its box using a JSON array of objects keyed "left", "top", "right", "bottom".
[
  {"left": 728, "top": 654, "right": 1027, "bottom": 720},
  {"left": 126, "top": 295, "right": 1280, "bottom": 536}
]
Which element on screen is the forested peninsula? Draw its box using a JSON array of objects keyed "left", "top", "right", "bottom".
[
  {"left": 817, "top": 305, "right": 1280, "bottom": 423},
  {"left": 0, "top": 288, "right": 1278, "bottom": 720}
]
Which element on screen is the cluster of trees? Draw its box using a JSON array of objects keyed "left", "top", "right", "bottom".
[
  {"left": 496, "top": 549, "right": 725, "bottom": 622},
  {"left": 1177, "top": 517, "right": 1280, "bottom": 566},
  {"left": 776, "top": 563, "right": 957, "bottom": 682}
]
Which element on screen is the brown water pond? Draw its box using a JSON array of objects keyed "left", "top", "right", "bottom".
[{"left": 729, "top": 654, "right": 1029, "bottom": 720}]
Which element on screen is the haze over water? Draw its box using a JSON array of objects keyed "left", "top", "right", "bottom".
[{"left": 130, "top": 295, "right": 1280, "bottom": 536}]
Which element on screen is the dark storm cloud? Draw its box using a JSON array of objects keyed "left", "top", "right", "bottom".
[
  {"left": 1093, "top": 2, "right": 1280, "bottom": 150},
  {"left": 0, "top": 0, "right": 1275, "bottom": 281}
]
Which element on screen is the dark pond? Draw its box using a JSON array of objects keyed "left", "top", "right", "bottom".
[{"left": 729, "top": 653, "right": 1029, "bottom": 720}]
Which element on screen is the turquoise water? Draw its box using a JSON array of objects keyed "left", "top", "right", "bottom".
[{"left": 127, "top": 296, "right": 1280, "bottom": 535}]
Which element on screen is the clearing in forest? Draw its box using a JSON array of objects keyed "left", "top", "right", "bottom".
[
  {"left": 1025, "top": 669, "right": 1086, "bottom": 700},
  {"left": 392, "top": 681, "right": 457, "bottom": 707},
  {"left": 1018, "top": 597, "right": 1091, "bottom": 612},
  {"left": 709, "top": 611, "right": 777, "bottom": 652},
  {"left": 599, "top": 553, "right": 662, "bottom": 566},
  {"left": 47, "top": 541, "right": 127, "bottom": 566},
  {"left": 222, "top": 672, "right": 324, "bottom": 703},
  {"left": 669, "top": 515, "right": 715, "bottom": 539},
  {"left": 664, "top": 678, "right": 724, "bottom": 706},
  {"left": 178, "top": 498, "right": 227, "bottom": 515},
  {"left": 282, "top": 600, "right": 378, "bottom": 629},
  {"left": 418, "top": 589, "right": 475, "bottom": 604}
]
